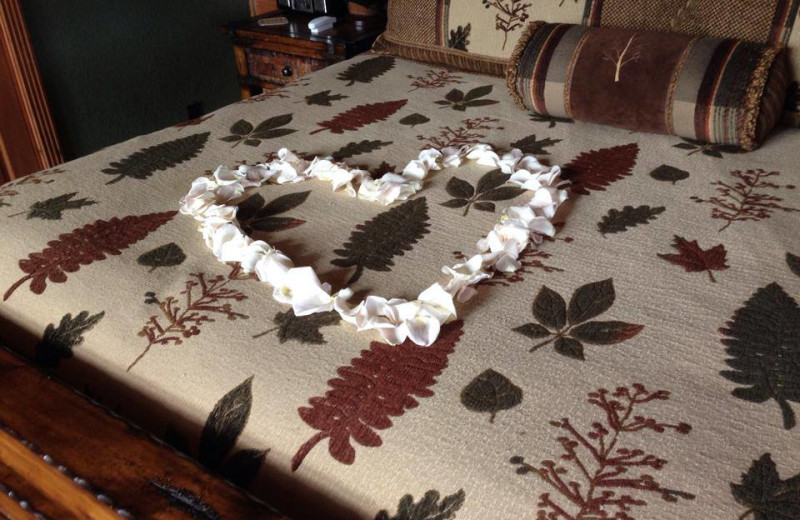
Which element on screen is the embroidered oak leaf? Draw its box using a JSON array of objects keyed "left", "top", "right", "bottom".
[
  {"left": 398, "top": 113, "right": 430, "bottom": 128},
  {"left": 35, "top": 310, "right": 105, "bottom": 368},
  {"left": 310, "top": 100, "right": 408, "bottom": 135},
  {"left": 236, "top": 191, "right": 309, "bottom": 234},
  {"left": 461, "top": 369, "right": 522, "bottom": 423},
  {"left": 332, "top": 140, "right": 393, "bottom": 160},
  {"left": 4, "top": 211, "right": 176, "bottom": 300},
  {"left": 530, "top": 112, "right": 573, "bottom": 128},
  {"left": 102, "top": 132, "right": 209, "bottom": 184},
  {"left": 598, "top": 205, "right": 665, "bottom": 236},
  {"left": 150, "top": 480, "right": 222, "bottom": 520},
  {"left": 673, "top": 138, "right": 742, "bottom": 158},
  {"left": 512, "top": 279, "right": 643, "bottom": 360},
  {"left": 435, "top": 85, "right": 499, "bottom": 111},
  {"left": 441, "top": 170, "right": 523, "bottom": 216},
  {"left": 137, "top": 242, "right": 186, "bottom": 272},
  {"left": 10, "top": 192, "right": 97, "bottom": 220},
  {"left": 650, "top": 164, "right": 690, "bottom": 184},
  {"left": 511, "top": 134, "right": 562, "bottom": 155},
  {"left": 292, "top": 321, "right": 463, "bottom": 470},
  {"left": 332, "top": 197, "right": 430, "bottom": 284},
  {"left": 658, "top": 235, "right": 728, "bottom": 282},
  {"left": 448, "top": 23, "right": 471, "bottom": 50},
  {"left": 374, "top": 489, "right": 466, "bottom": 520},
  {"left": 220, "top": 115, "right": 296, "bottom": 147},
  {"left": 253, "top": 310, "right": 341, "bottom": 344},
  {"left": 337, "top": 56, "right": 395, "bottom": 86},
  {"left": 562, "top": 143, "right": 639, "bottom": 195},
  {"left": 303, "top": 90, "right": 348, "bottom": 106},
  {"left": 720, "top": 283, "right": 800, "bottom": 430},
  {"left": 788, "top": 252, "right": 800, "bottom": 278},
  {"left": 731, "top": 453, "right": 800, "bottom": 520}
]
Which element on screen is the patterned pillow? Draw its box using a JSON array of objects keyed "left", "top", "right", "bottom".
[
  {"left": 374, "top": 0, "right": 800, "bottom": 121},
  {"left": 507, "top": 22, "right": 790, "bottom": 150}
]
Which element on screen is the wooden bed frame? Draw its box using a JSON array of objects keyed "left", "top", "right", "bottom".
[{"left": 0, "top": 346, "right": 288, "bottom": 519}]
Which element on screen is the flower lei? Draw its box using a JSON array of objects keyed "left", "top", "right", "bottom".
[{"left": 180, "top": 144, "right": 567, "bottom": 346}]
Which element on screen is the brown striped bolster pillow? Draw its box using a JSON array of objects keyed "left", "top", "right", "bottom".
[{"left": 507, "top": 22, "right": 791, "bottom": 150}]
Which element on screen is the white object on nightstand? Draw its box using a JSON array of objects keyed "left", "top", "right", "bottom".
[{"left": 308, "top": 16, "right": 336, "bottom": 34}]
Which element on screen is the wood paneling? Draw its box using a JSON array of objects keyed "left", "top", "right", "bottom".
[{"left": 0, "top": 0, "right": 62, "bottom": 183}]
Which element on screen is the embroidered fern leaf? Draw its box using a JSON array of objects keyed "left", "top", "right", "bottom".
[
  {"left": 101, "top": 133, "right": 209, "bottom": 184},
  {"left": 4, "top": 211, "right": 176, "bottom": 300},
  {"left": 331, "top": 197, "right": 430, "bottom": 284},
  {"left": 310, "top": 100, "right": 408, "bottom": 135},
  {"left": 337, "top": 56, "right": 395, "bottom": 86},
  {"left": 292, "top": 321, "right": 463, "bottom": 471},
  {"left": 332, "top": 140, "right": 393, "bottom": 160},
  {"left": 597, "top": 205, "right": 665, "bottom": 236}
]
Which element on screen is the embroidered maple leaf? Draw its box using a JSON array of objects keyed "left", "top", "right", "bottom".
[
  {"left": 562, "top": 143, "right": 639, "bottom": 195},
  {"left": 731, "top": 453, "right": 800, "bottom": 519},
  {"left": 9, "top": 192, "right": 97, "bottom": 220},
  {"left": 658, "top": 235, "right": 729, "bottom": 282}
]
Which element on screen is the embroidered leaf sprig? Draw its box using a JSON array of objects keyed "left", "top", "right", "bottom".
[
  {"left": 398, "top": 113, "right": 430, "bottom": 128},
  {"left": 512, "top": 279, "right": 643, "bottom": 360},
  {"left": 102, "top": 132, "right": 209, "bottom": 184},
  {"left": 303, "top": 90, "right": 348, "bottom": 106},
  {"left": 562, "top": 143, "right": 639, "bottom": 195},
  {"left": 9, "top": 192, "right": 96, "bottom": 220},
  {"left": 720, "top": 283, "right": 800, "bottom": 430},
  {"left": 510, "top": 384, "right": 694, "bottom": 519},
  {"left": 4, "top": 211, "right": 176, "bottom": 300},
  {"left": 375, "top": 489, "right": 466, "bottom": 520},
  {"left": 597, "top": 205, "right": 665, "bottom": 236},
  {"left": 788, "top": 252, "right": 800, "bottom": 277},
  {"left": 650, "top": 164, "right": 689, "bottom": 184},
  {"left": 460, "top": 369, "right": 522, "bottom": 423},
  {"left": 253, "top": 310, "right": 340, "bottom": 344},
  {"left": 441, "top": 170, "right": 523, "bottom": 216},
  {"left": 731, "top": 453, "right": 800, "bottom": 519},
  {"left": 448, "top": 24, "right": 471, "bottom": 50},
  {"left": 310, "top": 99, "right": 407, "bottom": 135},
  {"left": 435, "top": 85, "right": 499, "bottom": 111},
  {"left": 292, "top": 321, "right": 463, "bottom": 471},
  {"left": 658, "top": 235, "right": 729, "bottom": 282},
  {"left": 137, "top": 242, "right": 186, "bottom": 272},
  {"left": 337, "top": 56, "right": 395, "bottom": 86},
  {"left": 220, "top": 115, "right": 296, "bottom": 147},
  {"left": 35, "top": 310, "right": 105, "bottom": 368},
  {"left": 236, "top": 191, "right": 309, "bottom": 234},
  {"left": 332, "top": 140, "right": 393, "bottom": 160},
  {"left": 510, "top": 134, "right": 562, "bottom": 155},
  {"left": 673, "top": 138, "right": 742, "bottom": 158},
  {"left": 331, "top": 197, "right": 430, "bottom": 284}
]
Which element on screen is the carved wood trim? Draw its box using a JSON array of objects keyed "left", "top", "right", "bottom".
[{"left": 0, "top": 0, "right": 62, "bottom": 180}]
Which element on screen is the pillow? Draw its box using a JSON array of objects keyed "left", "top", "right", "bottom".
[
  {"left": 374, "top": 0, "right": 800, "bottom": 122},
  {"left": 508, "top": 22, "right": 790, "bottom": 150}
]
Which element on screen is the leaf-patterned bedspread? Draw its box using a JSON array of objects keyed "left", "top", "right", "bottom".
[{"left": 1, "top": 54, "right": 799, "bottom": 520}]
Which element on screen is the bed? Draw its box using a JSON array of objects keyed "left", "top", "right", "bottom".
[{"left": 1, "top": 6, "right": 799, "bottom": 519}]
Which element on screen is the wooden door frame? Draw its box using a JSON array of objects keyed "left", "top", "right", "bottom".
[{"left": 0, "top": 0, "right": 62, "bottom": 180}]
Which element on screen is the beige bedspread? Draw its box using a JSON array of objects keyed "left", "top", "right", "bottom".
[{"left": 1, "top": 54, "right": 798, "bottom": 519}]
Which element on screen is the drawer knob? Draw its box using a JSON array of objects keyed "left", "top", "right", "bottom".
[{"left": 281, "top": 65, "right": 293, "bottom": 77}]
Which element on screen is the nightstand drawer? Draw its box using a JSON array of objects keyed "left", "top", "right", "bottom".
[{"left": 245, "top": 48, "right": 327, "bottom": 85}]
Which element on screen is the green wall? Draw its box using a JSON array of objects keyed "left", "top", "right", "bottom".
[{"left": 22, "top": 1, "right": 250, "bottom": 159}]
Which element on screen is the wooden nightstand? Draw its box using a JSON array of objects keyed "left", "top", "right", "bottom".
[{"left": 222, "top": 11, "right": 386, "bottom": 99}]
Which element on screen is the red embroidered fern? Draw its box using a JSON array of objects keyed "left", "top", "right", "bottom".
[
  {"left": 4, "top": 211, "right": 176, "bottom": 300},
  {"left": 691, "top": 169, "right": 799, "bottom": 231},
  {"left": 510, "top": 384, "right": 694, "bottom": 520},
  {"left": 309, "top": 100, "right": 408, "bottom": 135},
  {"left": 562, "top": 143, "right": 639, "bottom": 195},
  {"left": 291, "top": 321, "right": 464, "bottom": 471}
]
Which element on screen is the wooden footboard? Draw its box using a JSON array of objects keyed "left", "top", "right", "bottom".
[{"left": 0, "top": 347, "right": 288, "bottom": 520}]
